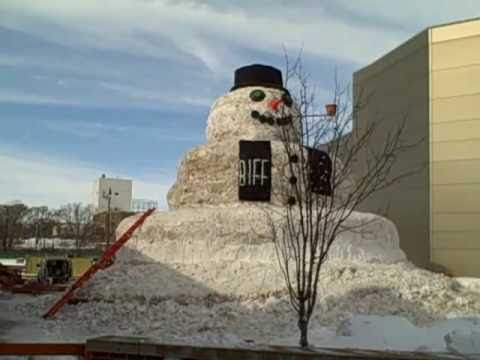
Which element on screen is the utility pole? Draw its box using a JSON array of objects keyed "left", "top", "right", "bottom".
[{"left": 102, "top": 187, "right": 119, "bottom": 249}]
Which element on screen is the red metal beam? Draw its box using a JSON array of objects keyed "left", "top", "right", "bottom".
[
  {"left": 43, "top": 208, "right": 156, "bottom": 319},
  {"left": 0, "top": 343, "right": 85, "bottom": 356}
]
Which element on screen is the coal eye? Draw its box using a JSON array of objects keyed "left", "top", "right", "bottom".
[
  {"left": 249, "top": 89, "right": 266, "bottom": 102},
  {"left": 282, "top": 92, "right": 293, "bottom": 107}
]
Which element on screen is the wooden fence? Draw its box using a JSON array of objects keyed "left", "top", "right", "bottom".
[{"left": 0, "top": 336, "right": 467, "bottom": 360}]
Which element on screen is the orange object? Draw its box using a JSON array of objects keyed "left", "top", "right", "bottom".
[
  {"left": 325, "top": 103, "right": 337, "bottom": 116},
  {"left": 43, "top": 208, "right": 156, "bottom": 319},
  {"left": 268, "top": 98, "right": 283, "bottom": 111}
]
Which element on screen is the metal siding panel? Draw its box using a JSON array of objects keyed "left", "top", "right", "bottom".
[
  {"left": 432, "top": 64, "right": 480, "bottom": 99},
  {"left": 432, "top": 248, "right": 480, "bottom": 276},
  {"left": 432, "top": 231, "right": 480, "bottom": 249},
  {"left": 431, "top": 35, "right": 480, "bottom": 70},
  {"left": 354, "top": 31, "right": 430, "bottom": 268},
  {"left": 432, "top": 183, "right": 480, "bottom": 213},
  {"left": 431, "top": 19, "right": 480, "bottom": 43},
  {"left": 433, "top": 119, "right": 480, "bottom": 142},
  {"left": 432, "top": 159, "right": 480, "bottom": 185},
  {"left": 433, "top": 138, "right": 480, "bottom": 161},
  {"left": 432, "top": 93, "right": 480, "bottom": 123},
  {"left": 432, "top": 212, "right": 480, "bottom": 231}
]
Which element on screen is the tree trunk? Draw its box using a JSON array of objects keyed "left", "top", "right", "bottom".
[
  {"left": 298, "top": 317, "right": 309, "bottom": 347},
  {"left": 8, "top": 233, "right": 14, "bottom": 249},
  {"left": 7, "top": 221, "right": 15, "bottom": 249},
  {"left": 298, "top": 300, "right": 309, "bottom": 348},
  {"left": 35, "top": 223, "right": 39, "bottom": 248},
  {"left": 4, "top": 217, "right": 9, "bottom": 250}
]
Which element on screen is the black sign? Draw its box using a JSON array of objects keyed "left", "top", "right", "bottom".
[
  {"left": 306, "top": 147, "right": 332, "bottom": 196},
  {"left": 239, "top": 140, "right": 272, "bottom": 201}
]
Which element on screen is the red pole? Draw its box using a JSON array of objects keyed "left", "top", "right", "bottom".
[{"left": 43, "top": 208, "right": 155, "bottom": 319}]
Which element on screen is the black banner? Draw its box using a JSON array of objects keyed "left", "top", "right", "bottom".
[
  {"left": 238, "top": 140, "right": 272, "bottom": 201},
  {"left": 306, "top": 147, "right": 332, "bottom": 196}
]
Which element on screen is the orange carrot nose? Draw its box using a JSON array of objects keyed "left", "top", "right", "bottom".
[{"left": 268, "top": 98, "right": 283, "bottom": 111}]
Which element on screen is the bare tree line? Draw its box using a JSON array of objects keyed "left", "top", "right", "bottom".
[{"left": 0, "top": 202, "right": 96, "bottom": 250}]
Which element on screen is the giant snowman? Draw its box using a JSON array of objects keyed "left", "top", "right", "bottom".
[{"left": 100, "top": 65, "right": 406, "bottom": 299}]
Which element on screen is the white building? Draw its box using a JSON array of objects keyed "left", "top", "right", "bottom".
[{"left": 93, "top": 175, "right": 132, "bottom": 213}]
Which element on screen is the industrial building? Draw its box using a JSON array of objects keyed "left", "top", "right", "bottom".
[
  {"left": 353, "top": 18, "right": 480, "bottom": 276},
  {"left": 92, "top": 175, "right": 132, "bottom": 213}
]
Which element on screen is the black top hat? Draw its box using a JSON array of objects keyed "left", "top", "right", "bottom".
[{"left": 231, "top": 64, "right": 285, "bottom": 92}]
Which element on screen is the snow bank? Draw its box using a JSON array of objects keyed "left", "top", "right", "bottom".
[
  {"left": 445, "top": 328, "right": 480, "bottom": 358},
  {"left": 75, "top": 261, "right": 480, "bottom": 330},
  {"left": 330, "top": 315, "right": 480, "bottom": 354},
  {"left": 6, "top": 262, "right": 480, "bottom": 356},
  {"left": 6, "top": 203, "right": 478, "bottom": 355},
  {"left": 74, "top": 205, "right": 405, "bottom": 301}
]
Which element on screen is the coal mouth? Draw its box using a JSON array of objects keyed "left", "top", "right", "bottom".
[{"left": 251, "top": 110, "right": 292, "bottom": 126}]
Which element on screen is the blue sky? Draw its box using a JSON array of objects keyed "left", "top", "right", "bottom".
[{"left": 1, "top": 1, "right": 480, "bottom": 209}]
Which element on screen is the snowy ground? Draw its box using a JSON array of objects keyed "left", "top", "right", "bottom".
[
  {"left": 2, "top": 261, "right": 480, "bottom": 357},
  {"left": 2, "top": 210, "right": 480, "bottom": 357}
]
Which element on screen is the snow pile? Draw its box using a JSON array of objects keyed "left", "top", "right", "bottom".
[
  {"left": 6, "top": 261, "right": 480, "bottom": 355},
  {"left": 77, "top": 261, "right": 480, "bottom": 331},
  {"left": 333, "top": 315, "right": 480, "bottom": 354},
  {"left": 445, "top": 328, "right": 480, "bottom": 358},
  {"left": 94, "top": 206, "right": 405, "bottom": 300},
  {"left": 60, "top": 263, "right": 480, "bottom": 331}
]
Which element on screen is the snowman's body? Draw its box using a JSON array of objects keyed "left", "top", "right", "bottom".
[
  {"left": 97, "top": 65, "right": 406, "bottom": 301},
  {"left": 168, "top": 85, "right": 305, "bottom": 208}
]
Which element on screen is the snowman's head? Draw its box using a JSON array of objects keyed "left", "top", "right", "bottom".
[{"left": 206, "top": 65, "right": 301, "bottom": 143}]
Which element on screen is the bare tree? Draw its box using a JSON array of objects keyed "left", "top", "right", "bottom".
[
  {"left": 23, "top": 206, "right": 56, "bottom": 248},
  {"left": 0, "top": 202, "right": 29, "bottom": 250},
  {"left": 268, "top": 53, "right": 422, "bottom": 347},
  {"left": 56, "top": 203, "right": 95, "bottom": 249}
]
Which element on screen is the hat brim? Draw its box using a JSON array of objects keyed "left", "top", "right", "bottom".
[{"left": 230, "top": 82, "right": 288, "bottom": 92}]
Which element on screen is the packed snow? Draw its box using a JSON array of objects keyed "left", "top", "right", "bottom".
[
  {"left": 3, "top": 259, "right": 480, "bottom": 357},
  {"left": 2, "top": 208, "right": 480, "bottom": 357}
]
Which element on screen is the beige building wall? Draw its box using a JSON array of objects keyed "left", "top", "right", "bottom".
[
  {"left": 430, "top": 20, "right": 480, "bottom": 276},
  {"left": 353, "top": 18, "right": 480, "bottom": 276},
  {"left": 353, "top": 31, "right": 431, "bottom": 268}
]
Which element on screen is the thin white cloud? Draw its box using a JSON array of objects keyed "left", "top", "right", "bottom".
[
  {"left": 0, "top": 0, "right": 410, "bottom": 69},
  {"left": 1, "top": 0, "right": 479, "bottom": 111},
  {"left": 0, "top": 80, "right": 211, "bottom": 109},
  {"left": 6, "top": 0, "right": 480, "bottom": 108},
  {"left": 335, "top": 0, "right": 480, "bottom": 31},
  {"left": 41, "top": 119, "right": 130, "bottom": 138},
  {"left": 98, "top": 81, "right": 212, "bottom": 107},
  {"left": 4, "top": 1, "right": 477, "bottom": 85},
  {"left": 0, "top": 147, "right": 172, "bottom": 209},
  {"left": 41, "top": 118, "right": 204, "bottom": 142},
  {"left": 0, "top": 90, "right": 78, "bottom": 105}
]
